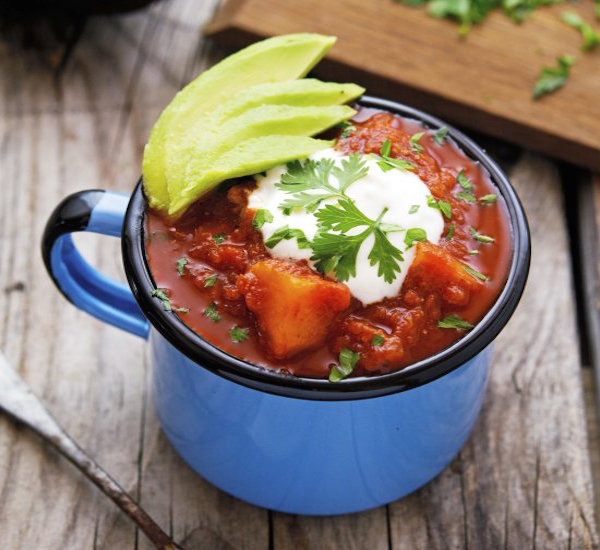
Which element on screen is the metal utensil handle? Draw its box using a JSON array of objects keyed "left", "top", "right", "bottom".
[{"left": 0, "top": 351, "right": 180, "bottom": 550}]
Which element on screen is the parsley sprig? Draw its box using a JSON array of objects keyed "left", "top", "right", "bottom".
[{"left": 329, "top": 348, "right": 361, "bottom": 382}]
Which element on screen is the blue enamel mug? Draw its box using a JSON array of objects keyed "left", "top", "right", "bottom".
[{"left": 41, "top": 97, "right": 530, "bottom": 515}]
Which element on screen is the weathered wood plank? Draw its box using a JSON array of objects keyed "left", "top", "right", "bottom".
[{"left": 388, "top": 154, "right": 599, "bottom": 548}]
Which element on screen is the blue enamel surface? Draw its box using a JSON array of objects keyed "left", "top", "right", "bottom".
[
  {"left": 150, "top": 330, "right": 491, "bottom": 515},
  {"left": 50, "top": 192, "right": 149, "bottom": 338}
]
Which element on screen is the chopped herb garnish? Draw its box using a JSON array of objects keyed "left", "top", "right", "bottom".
[
  {"left": 151, "top": 288, "right": 188, "bottom": 313},
  {"left": 213, "top": 233, "right": 227, "bottom": 245},
  {"left": 463, "top": 264, "right": 489, "bottom": 281},
  {"left": 479, "top": 194, "right": 498, "bottom": 205},
  {"left": 445, "top": 224, "right": 455, "bottom": 240},
  {"left": 410, "top": 131, "right": 426, "bottom": 154},
  {"left": 374, "top": 140, "right": 416, "bottom": 172},
  {"left": 280, "top": 206, "right": 292, "bottom": 216},
  {"left": 176, "top": 256, "right": 188, "bottom": 276},
  {"left": 408, "top": 204, "right": 420, "bottom": 214},
  {"left": 329, "top": 348, "right": 361, "bottom": 382},
  {"left": 470, "top": 227, "right": 495, "bottom": 243},
  {"left": 230, "top": 326, "right": 249, "bottom": 343},
  {"left": 404, "top": 227, "right": 427, "bottom": 248},
  {"left": 456, "top": 191, "right": 476, "bottom": 203},
  {"left": 204, "top": 274, "right": 218, "bottom": 287},
  {"left": 533, "top": 55, "right": 575, "bottom": 100},
  {"left": 372, "top": 334, "right": 385, "bottom": 347},
  {"left": 438, "top": 314, "right": 474, "bottom": 330},
  {"left": 265, "top": 225, "right": 311, "bottom": 249},
  {"left": 276, "top": 154, "right": 368, "bottom": 212},
  {"left": 433, "top": 126, "right": 449, "bottom": 145},
  {"left": 469, "top": 249, "right": 480, "bottom": 255},
  {"left": 252, "top": 208, "right": 274, "bottom": 229},
  {"left": 562, "top": 11, "right": 600, "bottom": 51},
  {"left": 203, "top": 302, "right": 221, "bottom": 322},
  {"left": 427, "top": 195, "right": 452, "bottom": 219},
  {"left": 312, "top": 201, "right": 404, "bottom": 283},
  {"left": 338, "top": 120, "right": 357, "bottom": 138},
  {"left": 457, "top": 170, "right": 472, "bottom": 191}
]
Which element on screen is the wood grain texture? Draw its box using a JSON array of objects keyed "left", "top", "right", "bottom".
[
  {"left": 206, "top": 0, "right": 600, "bottom": 171},
  {"left": 0, "top": 0, "right": 598, "bottom": 548}
]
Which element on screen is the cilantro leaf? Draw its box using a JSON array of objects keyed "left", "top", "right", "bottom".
[
  {"left": 312, "top": 230, "right": 366, "bottom": 281},
  {"left": 463, "top": 264, "right": 489, "bottom": 281},
  {"left": 369, "top": 228, "right": 405, "bottom": 283},
  {"left": 409, "top": 204, "right": 420, "bottom": 214},
  {"left": 457, "top": 170, "right": 473, "bottom": 191},
  {"left": 445, "top": 224, "right": 455, "bottom": 240},
  {"left": 338, "top": 121, "right": 356, "bottom": 139},
  {"left": 437, "top": 314, "right": 474, "bottom": 330},
  {"left": 533, "top": 55, "right": 575, "bottom": 100},
  {"left": 315, "top": 198, "right": 373, "bottom": 233},
  {"left": 457, "top": 191, "right": 476, "bottom": 203},
  {"left": 479, "top": 194, "right": 498, "bottom": 205},
  {"left": 404, "top": 227, "right": 427, "bottom": 248},
  {"left": 410, "top": 131, "right": 426, "bottom": 154},
  {"left": 252, "top": 208, "right": 274, "bottom": 229},
  {"left": 230, "top": 326, "right": 249, "bottom": 343},
  {"left": 332, "top": 153, "right": 369, "bottom": 192},
  {"left": 265, "top": 225, "right": 311, "bottom": 249},
  {"left": 329, "top": 348, "right": 361, "bottom": 382},
  {"left": 152, "top": 288, "right": 188, "bottom": 313},
  {"left": 176, "top": 256, "right": 188, "bottom": 276},
  {"left": 427, "top": 195, "right": 452, "bottom": 219},
  {"left": 204, "top": 274, "right": 218, "bottom": 287},
  {"left": 470, "top": 227, "right": 495, "bottom": 243},
  {"left": 433, "top": 126, "right": 449, "bottom": 145},
  {"left": 203, "top": 302, "right": 221, "bottom": 322},
  {"left": 372, "top": 334, "right": 385, "bottom": 347},
  {"left": 213, "top": 233, "right": 227, "bottom": 245},
  {"left": 374, "top": 140, "right": 416, "bottom": 172},
  {"left": 562, "top": 11, "right": 600, "bottom": 51}
]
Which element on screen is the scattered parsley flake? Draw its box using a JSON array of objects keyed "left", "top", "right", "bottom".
[
  {"left": 176, "top": 256, "right": 188, "bottom": 276},
  {"left": 409, "top": 204, "right": 420, "bottom": 214},
  {"left": 329, "top": 348, "right": 361, "bottom": 382},
  {"left": 203, "top": 302, "right": 221, "bottom": 322},
  {"left": 410, "top": 131, "right": 426, "bottom": 154},
  {"left": 438, "top": 314, "right": 474, "bottom": 330},
  {"left": 479, "top": 194, "right": 498, "bottom": 205},
  {"left": 470, "top": 249, "right": 480, "bottom": 255},
  {"left": 213, "top": 233, "right": 227, "bottom": 245},
  {"left": 470, "top": 227, "right": 495, "bottom": 243},
  {"left": 252, "top": 208, "right": 274, "bottom": 229},
  {"left": 338, "top": 120, "right": 357, "bottom": 138},
  {"left": 204, "top": 274, "right": 218, "bottom": 287},
  {"left": 265, "top": 225, "right": 311, "bottom": 249},
  {"left": 404, "top": 227, "right": 427, "bottom": 248},
  {"left": 374, "top": 140, "right": 416, "bottom": 172},
  {"left": 446, "top": 224, "right": 455, "bottom": 240},
  {"left": 433, "top": 127, "right": 449, "bottom": 145},
  {"left": 151, "top": 288, "right": 188, "bottom": 313},
  {"left": 457, "top": 191, "right": 476, "bottom": 203},
  {"left": 427, "top": 195, "right": 452, "bottom": 219},
  {"left": 372, "top": 334, "right": 385, "bottom": 347},
  {"left": 463, "top": 264, "right": 489, "bottom": 281},
  {"left": 280, "top": 206, "right": 292, "bottom": 216},
  {"left": 230, "top": 326, "right": 249, "bottom": 343},
  {"left": 457, "top": 170, "right": 473, "bottom": 191},
  {"left": 562, "top": 11, "right": 600, "bottom": 51},
  {"left": 533, "top": 55, "right": 575, "bottom": 100}
]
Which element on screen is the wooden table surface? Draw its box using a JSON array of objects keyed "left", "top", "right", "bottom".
[{"left": 0, "top": 1, "right": 599, "bottom": 548}]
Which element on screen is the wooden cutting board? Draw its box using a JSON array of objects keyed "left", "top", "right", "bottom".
[{"left": 205, "top": 0, "right": 600, "bottom": 171}]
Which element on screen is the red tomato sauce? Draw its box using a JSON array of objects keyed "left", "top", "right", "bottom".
[{"left": 145, "top": 109, "right": 512, "bottom": 378}]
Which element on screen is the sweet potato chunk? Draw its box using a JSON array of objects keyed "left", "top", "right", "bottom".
[
  {"left": 237, "top": 259, "right": 350, "bottom": 359},
  {"left": 407, "top": 242, "right": 483, "bottom": 303}
]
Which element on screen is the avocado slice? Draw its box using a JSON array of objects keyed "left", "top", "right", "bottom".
[
  {"left": 168, "top": 136, "right": 334, "bottom": 216},
  {"left": 163, "top": 79, "right": 364, "bottom": 195},
  {"left": 166, "top": 103, "right": 355, "bottom": 207},
  {"left": 142, "top": 33, "right": 337, "bottom": 211}
]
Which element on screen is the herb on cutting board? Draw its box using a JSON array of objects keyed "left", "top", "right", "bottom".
[
  {"left": 561, "top": 11, "right": 600, "bottom": 51},
  {"left": 532, "top": 55, "right": 575, "bottom": 99}
]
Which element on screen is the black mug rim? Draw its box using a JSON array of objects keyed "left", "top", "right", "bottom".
[{"left": 121, "top": 95, "right": 531, "bottom": 401}]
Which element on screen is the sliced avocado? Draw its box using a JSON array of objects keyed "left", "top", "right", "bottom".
[
  {"left": 163, "top": 79, "right": 364, "bottom": 194},
  {"left": 143, "top": 33, "right": 337, "bottom": 212},
  {"left": 168, "top": 136, "right": 333, "bottom": 216},
  {"left": 166, "top": 103, "right": 355, "bottom": 206}
]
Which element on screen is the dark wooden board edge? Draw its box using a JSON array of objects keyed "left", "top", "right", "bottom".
[{"left": 204, "top": 5, "right": 600, "bottom": 173}]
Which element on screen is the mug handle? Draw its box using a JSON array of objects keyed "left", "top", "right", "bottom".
[{"left": 42, "top": 190, "right": 150, "bottom": 339}]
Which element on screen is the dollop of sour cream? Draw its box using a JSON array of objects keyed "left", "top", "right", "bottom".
[{"left": 248, "top": 148, "right": 444, "bottom": 305}]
